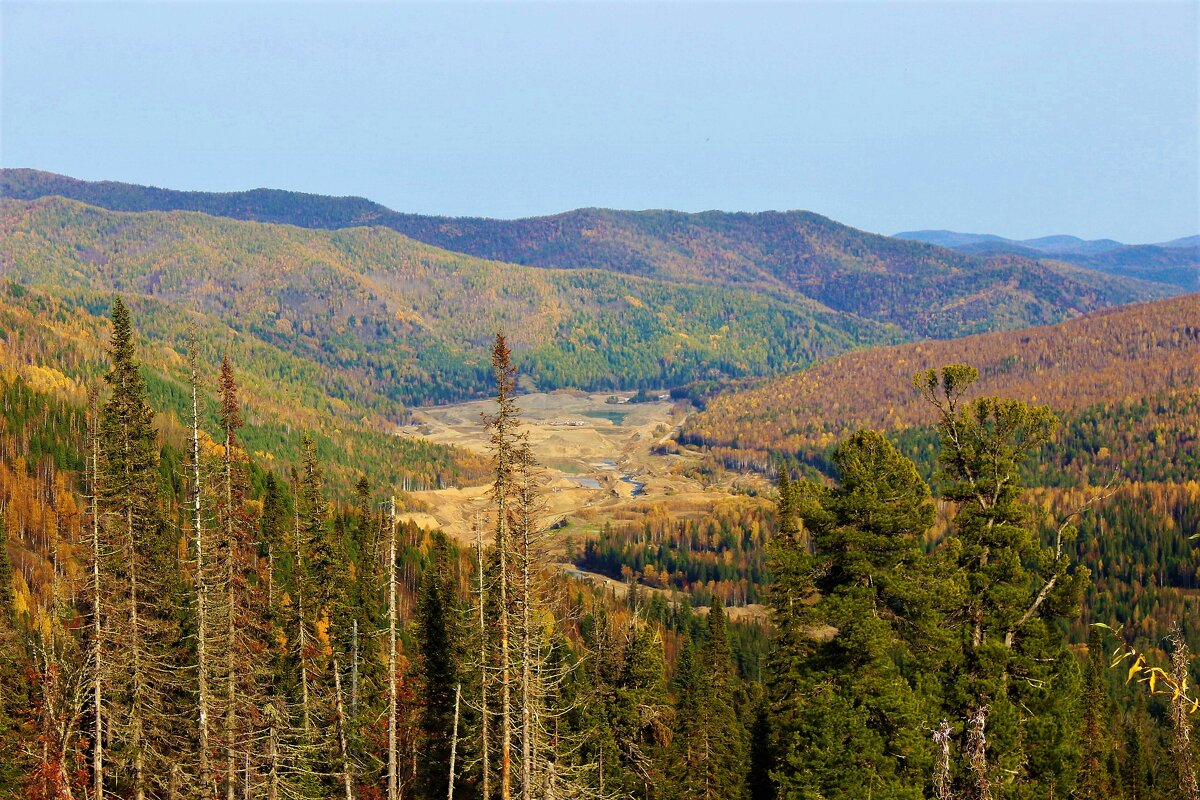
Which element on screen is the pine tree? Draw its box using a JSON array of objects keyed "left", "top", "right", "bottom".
[{"left": 915, "top": 365, "right": 1090, "bottom": 797}]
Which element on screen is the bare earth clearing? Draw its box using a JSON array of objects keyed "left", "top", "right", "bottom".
[{"left": 394, "top": 389, "right": 769, "bottom": 621}]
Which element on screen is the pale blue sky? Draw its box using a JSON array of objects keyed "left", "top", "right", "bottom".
[{"left": 2, "top": 1, "right": 1197, "bottom": 241}]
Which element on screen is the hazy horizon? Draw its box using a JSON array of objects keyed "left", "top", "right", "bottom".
[{"left": 3, "top": 2, "right": 1197, "bottom": 242}]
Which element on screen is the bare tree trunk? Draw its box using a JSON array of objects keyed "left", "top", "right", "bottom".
[
  {"left": 224, "top": 448, "right": 237, "bottom": 800},
  {"left": 89, "top": 393, "right": 105, "bottom": 800},
  {"left": 294, "top": 474, "right": 311, "bottom": 738},
  {"left": 351, "top": 618, "right": 359, "bottom": 720},
  {"left": 966, "top": 706, "right": 991, "bottom": 800},
  {"left": 1169, "top": 628, "right": 1199, "bottom": 800},
  {"left": 225, "top": 590, "right": 236, "bottom": 800},
  {"left": 520, "top": 499, "right": 533, "bottom": 800},
  {"left": 334, "top": 657, "right": 355, "bottom": 800},
  {"left": 388, "top": 496, "right": 399, "bottom": 800},
  {"left": 932, "top": 720, "right": 954, "bottom": 800},
  {"left": 448, "top": 683, "right": 461, "bottom": 800},
  {"left": 477, "top": 519, "right": 491, "bottom": 800},
  {"left": 191, "top": 348, "right": 213, "bottom": 793},
  {"left": 129, "top": 506, "right": 146, "bottom": 800},
  {"left": 499, "top": 482, "right": 512, "bottom": 800},
  {"left": 268, "top": 714, "right": 280, "bottom": 800}
]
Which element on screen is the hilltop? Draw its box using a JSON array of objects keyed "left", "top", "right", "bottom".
[{"left": 2, "top": 168, "right": 1179, "bottom": 340}]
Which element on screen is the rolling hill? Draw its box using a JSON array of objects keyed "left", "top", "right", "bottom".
[
  {"left": 0, "top": 196, "right": 898, "bottom": 408},
  {"left": 2, "top": 168, "right": 1180, "bottom": 340},
  {"left": 680, "top": 293, "right": 1200, "bottom": 485}
]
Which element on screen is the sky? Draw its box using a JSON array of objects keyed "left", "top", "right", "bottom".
[{"left": 2, "top": 2, "right": 1197, "bottom": 242}]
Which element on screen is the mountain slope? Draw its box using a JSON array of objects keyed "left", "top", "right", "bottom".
[
  {"left": 0, "top": 281, "right": 488, "bottom": 491},
  {"left": 2, "top": 169, "right": 1179, "bottom": 339},
  {"left": 681, "top": 293, "right": 1200, "bottom": 485},
  {"left": 0, "top": 196, "right": 897, "bottom": 407}
]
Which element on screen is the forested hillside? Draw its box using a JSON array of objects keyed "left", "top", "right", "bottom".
[
  {"left": 1, "top": 312, "right": 1195, "bottom": 799},
  {"left": 0, "top": 196, "right": 898, "bottom": 406},
  {"left": 0, "top": 281, "right": 487, "bottom": 492},
  {"left": 683, "top": 294, "right": 1200, "bottom": 484},
  {"left": 2, "top": 169, "right": 1179, "bottom": 339}
]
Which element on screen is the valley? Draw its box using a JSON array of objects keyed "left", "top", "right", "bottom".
[{"left": 0, "top": 171, "right": 1195, "bottom": 799}]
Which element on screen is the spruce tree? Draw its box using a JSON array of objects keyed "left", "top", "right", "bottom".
[
  {"left": 668, "top": 634, "right": 704, "bottom": 798},
  {"left": 416, "top": 531, "right": 464, "bottom": 800},
  {"left": 1074, "top": 628, "right": 1116, "bottom": 799},
  {"left": 611, "top": 621, "right": 673, "bottom": 798},
  {"left": 694, "top": 598, "right": 749, "bottom": 800},
  {"left": 100, "top": 297, "right": 179, "bottom": 799}
]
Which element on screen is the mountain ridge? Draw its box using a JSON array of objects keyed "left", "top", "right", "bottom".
[
  {"left": 1, "top": 168, "right": 1180, "bottom": 340},
  {"left": 0, "top": 195, "right": 899, "bottom": 408}
]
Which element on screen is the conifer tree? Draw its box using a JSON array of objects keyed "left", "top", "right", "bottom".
[
  {"left": 84, "top": 387, "right": 108, "bottom": 800},
  {"left": 215, "top": 354, "right": 270, "bottom": 799},
  {"left": 610, "top": 620, "right": 673, "bottom": 798},
  {"left": 915, "top": 364, "right": 1090, "bottom": 797},
  {"left": 1074, "top": 628, "right": 1116, "bottom": 800},
  {"left": 695, "top": 598, "right": 749, "bottom": 800},
  {"left": 483, "top": 333, "right": 519, "bottom": 800},
  {"left": 771, "top": 430, "right": 939, "bottom": 799},
  {"left": 99, "top": 297, "right": 179, "bottom": 800},
  {"left": 416, "top": 531, "right": 463, "bottom": 799}
]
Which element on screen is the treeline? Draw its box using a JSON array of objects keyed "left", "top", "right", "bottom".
[{"left": 576, "top": 498, "right": 773, "bottom": 606}]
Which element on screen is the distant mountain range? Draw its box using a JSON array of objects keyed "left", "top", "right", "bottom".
[{"left": 895, "top": 229, "right": 1199, "bottom": 290}]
